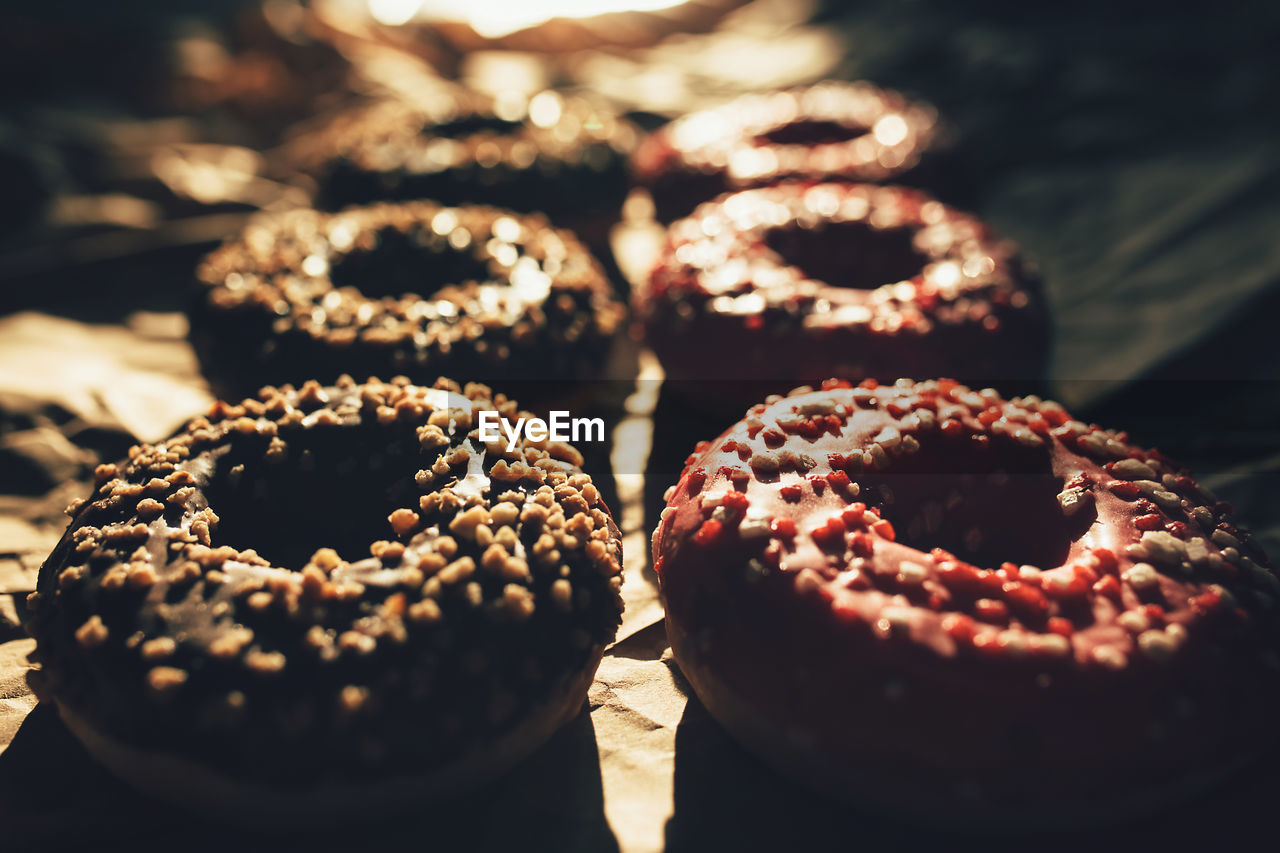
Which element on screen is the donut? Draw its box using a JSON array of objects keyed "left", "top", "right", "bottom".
[
  {"left": 292, "top": 89, "right": 638, "bottom": 257},
  {"left": 637, "top": 183, "right": 1047, "bottom": 410},
  {"left": 652, "top": 377, "right": 1280, "bottom": 825},
  {"left": 190, "top": 200, "right": 625, "bottom": 401},
  {"left": 634, "top": 81, "right": 950, "bottom": 223},
  {"left": 25, "top": 376, "right": 624, "bottom": 825}
]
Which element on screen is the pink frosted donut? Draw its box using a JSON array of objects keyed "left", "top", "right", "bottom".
[
  {"left": 634, "top": 81, "right": 948, "bottom": 222},
  {"left": 638, "top": 183, "right": 1048, "bottom": 408},
  {"left": 654, "top": 377, "right": 1280, "bottom": 825}
]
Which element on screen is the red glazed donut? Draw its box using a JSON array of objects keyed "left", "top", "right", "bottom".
[
  {"left": 637, "top": 183, "right": 1047, "bottom": 409},
  {"left": 633, "top": 81, "right": 948, "bottom": 223},
  {"left": 653, "top": 378, "right": 1280, "bottom": 826}
]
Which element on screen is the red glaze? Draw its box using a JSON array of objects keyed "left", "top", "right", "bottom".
[
  {"left": 654, "top": 378, "right": 1280, "bottom": 825},
  {"left": 634, "top": 81, "right": 947, "bottom": 223},
  {"left": 637, "top": 184, "right": 1048, "bottom": 412}
]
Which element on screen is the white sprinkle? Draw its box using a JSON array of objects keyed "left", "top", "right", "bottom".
[
  {"left": 1076, "top": 432, "right": 1107, "bottom": 456},
  {"left": 1141, "top": 531, "right": 1187, "bottom": 565},
  {"left": 1092, "top": 646, "right": 1128, "bottom": 670},
  {"left": 1015, "top": 428, "right": 1043, "bottom": 447},
  {"left": 1185, "top": 537, "right": 1212, "bottom": 568},
  {"left": 874, "top": 426, "right": 901, "bottom": 449},
  {"left": 796, "top": 399, "right": 837, "bottom": 416},
  {"left": 1112, "top": 458, "right": 1158, "bottom": 481},
  {"left": 1034, "top": 634, "right": 1071, "bottom": 658},
  {"left": 1137, "top": 629, "right": 1177, "bottom": 661},
  {"left": 1122, "top": 563, "right": 1160, "bottom": 591},
  {"left": 1105, "top": 439, "right": 1129, "bottom": 458},
  {"left": 897, "top": 561, "right": 929, "bottom": 586},
  {"left": 1117, "top": 610, "right": 1150, "bottom": 633},
  {"left": 1136, "top": 480, "right": 1183, "bottom": 512},
  {"left": 1211, "top": 529, "right": 1242, "bottom": 550},
  {"left": 750, "top": 451, "right": 780, "bottom": 473},
  {"left": 998, "top": 630, "right": 1029, "bottom": 657},
  {"left": 1056, "top": 487, "right": 1093, "bottom": 517},
  {"left": 795, "top": 569, "right": 823, "bottom": 594}
]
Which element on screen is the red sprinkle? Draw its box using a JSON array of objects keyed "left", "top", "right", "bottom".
[
  {"left": 1003, "top": 582, "right": 1050, "bottom": 621},
  {"left": 871, "top": 519, "right": 896, "bottom": 541},
  {"left": 1044, "top": 573, "right": 1089, "bottom": 602},
  {"left": 1047, "top": 616, "right": 1075, "bottom": 637},
  {"left": 848, "top": 531, "right": 875, "bottom": 557},
  {"left": 1134, "top": 514, "right": 1164, "bottom": 531},
  {"left": 1091, "top": 548, "right": 1119, "bottom": 575},
  {"left": 1108, "top": 481, "right": 1141, "bottom": 500},
  {"left": 694, "top": 520, "right": 723, "bottom": 546},
  {"left": 1092, "top": 574, "right": 1122, "bottom": 601},
  {"left": 974, "top": 598, "right": 1010, "bottom": 624},
  {"left": 944, "top": 614, "right": 977, "bottom": 643},
  {"left": 771, "top": 518, "right": 797, "bottom": 538},
  {"left": 810, "top": 518, "right": 846, "bottom": 550},
  {"left": 1072, "top": 562, "right": 1099, "bottom": 585},
  {"left": 832, "top": 598, "right": 863, "bottom": 625},
  {"left": 1191, "top": 591, "right": 1222, "bottom": 613},
  {"left": 937, "top": 561, "right": 981, "bottom": 594},
  {"left": 779, "top": 484, "right": 803, "bottom": 502}
]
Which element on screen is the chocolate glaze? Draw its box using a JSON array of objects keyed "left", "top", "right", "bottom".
[
  {"left": 27, "top": 377, "right": 624, "bottom": 787},
  {"left": 654, "top": 378, "right": 1280, "bottom": 824},
  {"left": 634, "top": 81, "right": 951, "bottom": 223},
  {"left": 190, "top": 201, "right": 624, "bottom": 402},
  {"left": 291, "top": 89, "right": 638, "bottom": 258},
  {"left": 637, "top": 183, "right": 1048, "bottom": 412}
]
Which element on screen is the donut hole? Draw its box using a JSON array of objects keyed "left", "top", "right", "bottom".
[
  {"left": 757, "top": 120, "right": 867, "bottom": 146},
  {"left": 328, "top": 227, "right": 495, "bottom": 300},
  {"left": 428, "top": 115, "right": 524, "bottom": 138},
  {"left": 859, "top": 444, "right": 1091, "bottom": 570},
  {"left": 200, "top": 432, "right": 422, "bottom": 568},
  {"left": 765, "top": 221, "right": 927, "bottom": 290}
]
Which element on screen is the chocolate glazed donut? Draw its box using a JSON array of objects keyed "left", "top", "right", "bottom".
[
  {"left": 653, "top": 378, "right": 1280, "bottom": 826},
  {"left": 638, "top": 183, "right": 1048, "bottom": 412},
  {"left": 25, "top": 376, "right": 624, "bottom": 826},
  {"left": 291, "top": 89, "right": 638, "bottom": 261},
  {"left": 634, "top": 81, "right": 952, "bottom": 223},
  {"left": 190, "top": 201, "right": 624, "bottom": 403}
]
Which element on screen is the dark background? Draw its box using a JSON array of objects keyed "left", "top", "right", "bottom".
[{"left": 2, "top": 0, "right": 1279, "bottom": 850}]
